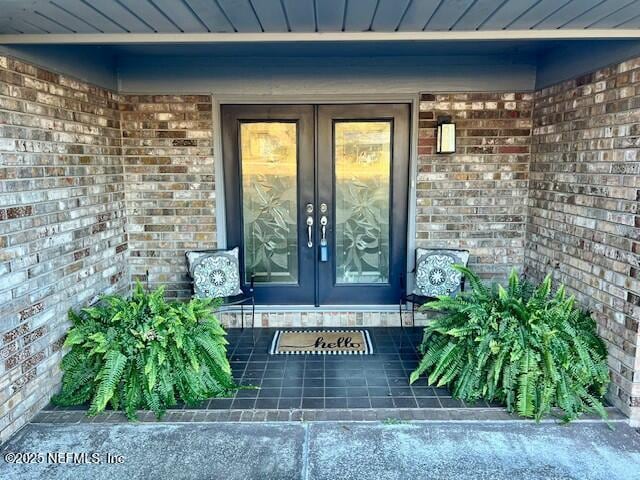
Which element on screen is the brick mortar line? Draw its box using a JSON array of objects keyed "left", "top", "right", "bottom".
[
  {"left": 0, "top": 250, "right": 128, "bottom": 301},
  {"left": 0, "top": 89, "right": 121, "bottom": 112},
  {"left": 0, "top": 136, "right": 123, "bottom": 146},
  {"left": 0, "top": 214, "right": 127, "bottom": 239},
  {"left": 0, "top": 104, "right": 121, "bottom": 127},
  {"left": 524, "top": 240, "right": 633, "bottom": 278},
  {"left": 0, "top": 193, "right": 125, "bottom": 208},
  {"left": 0, "top": 59, "right": 119, "bottom": 91},
  {"left": 3, "top": 239, "right": 127, "bottom": 265},
  {"left": 526, "top": 204, "right": 639, "bottom": 222},
  {"left": 0, "top": 187, "right": 127, "bottom": 200},
  {"left": 0, "top": 66, "right": 118, "bottom": 92},
  {"left": 526, "top": 211, "right": 639, "bottom": 244},
  {"left": 528, "top": 190, "right": 638, "bottom": 205},
  {"left": 523, "top": 255, "right": 635, "bottom": 308}
]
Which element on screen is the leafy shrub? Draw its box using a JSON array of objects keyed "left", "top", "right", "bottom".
[
  {"left": 410, "top": 267, "right": 610, "bottom": 422},
  {"left": 53, "top": 283, "right": 236, "bottom": 419}
]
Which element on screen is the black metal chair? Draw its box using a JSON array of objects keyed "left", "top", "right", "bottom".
[
  {"left": 185, "top": 249, "right": 256, "bottom": 330},
  {"left": 399, "top": 274, "right": 465, "bottom": 328},
  {"left": 399, "top": 249, "right": 469, "bottom": 328},
  {"left": 215, "top": 277, "right": 256, "bottom": 330}
]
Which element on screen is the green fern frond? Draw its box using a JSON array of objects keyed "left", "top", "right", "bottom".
[
  {"left": 411, "top": 267, "right": 609, "bottom": 422},
  {"left": 54, "top": 284, "right": 237, "bottom": 420},
  {"left": 88, "top": 350, "right": 126, "bottom": 416}
]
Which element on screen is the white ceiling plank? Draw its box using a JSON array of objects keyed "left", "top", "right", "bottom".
[
  {"left": 1, "top": 0, "right": 41, "bottom": 16},
  {"left": 149, "top": 0, "right": 207, "bottom": 32},
  {"left": 51, "top": 0, "right": 127, "bottom": 32},
  {"left": 534, "top": 0, "right": 606, "bottom": 29},
  {"left": 425, "top": 0, "right": 476, "bottom": 30},
  {"left": 617, "top": 13, "right": 640, "bottom": 26},
  {"left": 24, "top": 11, "right": 74, "bottom": 32},
  {"left": 371, "top": 0, "right": 412, "bottom": 31},
  {"left": 453, "top": 0, "right": 508, "bottom": 30},
  {"left": 5, "top": 17, "right": 50, "bottom": 34},
  {"left": 33, "top": 2, "right": 100, "bottom": 33},
  {"left": 251, "top": 0, "right": 289, "bottom": 32},
  {"left": 396, "top": 0, "right": 442, "bottom": 31},
  {"left": 117, "top": 0, "right": 180, "bottom": 32},
  {"left": 83, "top": 0, "right": 154, "bottom": 32},
  {"left": 282, "top": 0, "right": 315, "bottom": 31},
  {"left": 479, "top": 0, "right": 540, "bottom": 29},
  {"left": 182, "top": 0, "right": 233, "bottom": 32},
  {"left": 217, "top": 0, "right": 262, "bottom": 32},
  {"left": 563, "top": 0, "right": 638, "bottom": 27},
  {"left": 505, "top": 0, "right": 574, "bottom": 29},
  {"left": 0, "top": 19, "right": 13, "bottom": 32},
  {"left": 2, "top": 25, "right": 23, "bottom": 34},
  {"left": 344, "top": 0, "right": 378, "bottom": 31},
  {"left": 316, "top": 0, "right": 346, "bottom": 31},
  {"left": 589, "top": 0, "right": 640, "bottom": 26}
]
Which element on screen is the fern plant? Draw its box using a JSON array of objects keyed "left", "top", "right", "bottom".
[
  {"left": 52, "top": 283, "right": 237, "bottom": 420},
  {"left": 410, "top": 267, "right": 610, "bottom": 422}
]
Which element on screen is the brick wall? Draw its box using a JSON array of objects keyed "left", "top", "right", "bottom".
[
  {"left": 1, "top": 53, "right": 640, "bottom": 441},
  {"left": 526, "top": 58, "right": 640, "bottom": 423},
  {"left": 0, "top": 56, "right": 129, "bottom": 443},
  {"left": 416, "top": 93, "right": 532, "bottom": 281},
  {"left": 120, "top": 95, "right": 216, "bottom": 299}
]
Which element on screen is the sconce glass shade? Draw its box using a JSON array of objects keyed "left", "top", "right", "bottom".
[{"left": 436, "top": 123, "right": 456, "bottom": 154}]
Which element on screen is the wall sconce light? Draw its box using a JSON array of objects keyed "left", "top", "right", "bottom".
[{"left": 436, "top": 116, "right": 456, "bottom": 154}]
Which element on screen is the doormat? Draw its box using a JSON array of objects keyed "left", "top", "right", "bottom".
[{"left": 269, "top": 330, "right": 373, "bottom": 355}]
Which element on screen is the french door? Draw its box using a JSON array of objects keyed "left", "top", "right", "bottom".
[{"left": 222, "top": 104, "right": 409, "bottom": 306}]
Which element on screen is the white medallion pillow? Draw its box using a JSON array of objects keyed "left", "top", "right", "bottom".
[
  {"left": 413, "top": 249, "right": 469, "bottom": 298},
  {"left": 186, "top": 248, "right": 243, "bottom": 299}
]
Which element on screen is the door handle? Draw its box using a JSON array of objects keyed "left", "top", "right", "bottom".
[
  {"left": 320, "top": 215, "right": 327, "bottom": 245},
  {"left": 306, "top": 216, "right": 314, "bottom": 248},
  {"left": 319, "top": 214, "right": 328, "bottom": 262}
]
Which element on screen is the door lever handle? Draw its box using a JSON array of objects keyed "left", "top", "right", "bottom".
[
  {"left": 306, "top": 216, "right": 313, "bottom": 248},
  {"left": 320, "top": 216, "right": 327, "bottom": 245},
  {"left": 319, "top": 215, "right": 328, "bottom": 262}
]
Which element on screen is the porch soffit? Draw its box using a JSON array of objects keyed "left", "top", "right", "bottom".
[{"left": 0, "top": 0, "right": 638, "bottom": 43}]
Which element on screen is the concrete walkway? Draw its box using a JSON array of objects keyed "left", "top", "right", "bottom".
[{"left": 1, "top": 421, "right": 639, "bottom": 479}]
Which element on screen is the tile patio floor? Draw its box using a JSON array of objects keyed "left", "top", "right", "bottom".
[
  {"left": 222, "top": 327, "right": 482, "bottom": 410},
  {"left": 45, "top": 327, "right": 502, "bottom": 413}
]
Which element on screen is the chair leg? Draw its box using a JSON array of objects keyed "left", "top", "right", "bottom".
[
  {"left": 251, "top": 297, "right": 256, "bottom": 345},
  {"left": 399, "top": 299, "right": 403, "bottom": 328},
  {"left": 412, "top": 302, "right": 416, "bottom": 328},
  {"left": 240, "top": 303, "right": 244, "bottom": 330}
]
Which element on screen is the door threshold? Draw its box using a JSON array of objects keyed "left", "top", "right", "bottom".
[{"left": 217, "top": 305, "right": 400, "bottom": 313}]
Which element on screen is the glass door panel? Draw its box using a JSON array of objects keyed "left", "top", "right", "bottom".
[
  {"left": 240, "top": 122, "right": 298, "bottom": 284},
  {"left": 334, "top": 121, "right": 391, "bottom": 284}
]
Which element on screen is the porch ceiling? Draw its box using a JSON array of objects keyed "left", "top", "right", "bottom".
[{"left": 0, "top": 0, "right": 639, "bottom": 43}]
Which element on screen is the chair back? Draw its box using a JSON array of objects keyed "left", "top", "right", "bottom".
[
  {"left": 185, "top": 247, "right": 243, "bottom": 299},
  {"left": 412, "top": 248, "right": 469, "bottom": 297}
]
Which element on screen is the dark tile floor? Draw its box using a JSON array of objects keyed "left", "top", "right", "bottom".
[
  {"left": 45, "top": 327, "right": 504, "bottom": 413},
  {"left": 202, "top": 327, "right": 498, "bottom": 410}
]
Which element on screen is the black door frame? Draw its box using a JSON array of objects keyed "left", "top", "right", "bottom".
[{"left": 221, "top": 103, "right": 410, "bottom": 306}]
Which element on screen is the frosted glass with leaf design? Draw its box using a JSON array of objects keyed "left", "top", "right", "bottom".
[
  {"left": 240, "top": 122, "right": 298, "bottom": 284},
  {"left": 334, "top": 121, "right": 391, "bottom": 284}
]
